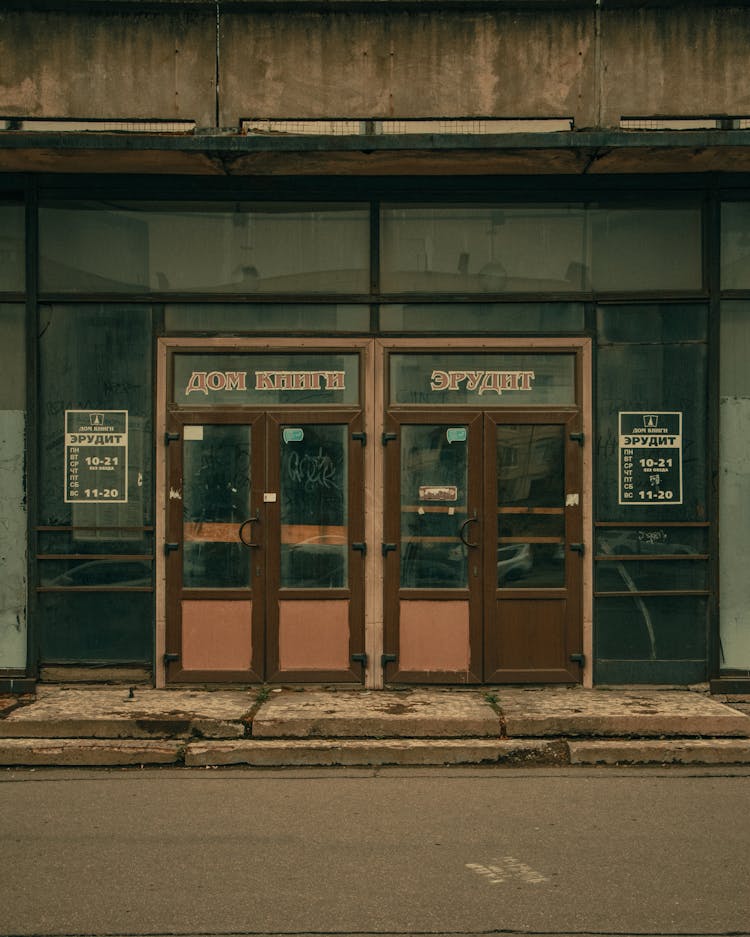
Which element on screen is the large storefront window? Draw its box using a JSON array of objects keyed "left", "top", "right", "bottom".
[
  {"left": 165, "top": 303, "right": 370, "bottom": 333},
  {"left": 595, "top": 304, "right": 709, "bottom": 684},
  {"left": 0, "top": 304, "right": 26, "bottom": 670},
  {"left": 15, "top": 185, "right": 747, "bottom": 687},
  {"left": 721, "top": 203, "right": 750, "bottom": 290},
  {"left": 0, "top": 203, "right": 24, "bottom": 292},
  {"left": 719, "top": 301, "right": 750, "bottom": 673},
  {"left": 379, "top": 302, "right": 584, "bottom": 332},
  {"left": 37, "top": 305, "right": 153, "bottom": 662},
  {"left": 39, "top": 203, "right": 370, "bottom": 294},
  {"left": 380, "top": 204, "right": 702, "bottom": 294}
]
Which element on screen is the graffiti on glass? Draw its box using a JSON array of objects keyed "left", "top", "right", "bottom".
[{"left": 286, "top": 447, "right": 341, "bottom": 491}]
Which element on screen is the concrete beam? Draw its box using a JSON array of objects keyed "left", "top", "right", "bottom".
[{"left": 1, "top": 129, "right": 750, "bottom": 175}]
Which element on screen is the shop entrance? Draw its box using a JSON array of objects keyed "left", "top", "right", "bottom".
[
  {"left": 381, "top": 347, "right": 585, "bottom": 683},
  {"left": 164, "top": 410, "right": 365, "bottom": 683},
  {"left": 383, "top": 410, "right": 583, "bottom": 682},
  {"left": 157, "top": 339, "right": 590, "bottom": 687}
]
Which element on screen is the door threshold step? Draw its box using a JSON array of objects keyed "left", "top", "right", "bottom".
[
  {"left": 0, "top": 738, "right": 184, "bottom": 766},
  {"left": 4, "top": 737, "right": 750, "bottom": 768}
]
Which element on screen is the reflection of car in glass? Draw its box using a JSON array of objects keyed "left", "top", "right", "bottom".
[
  {"left": 497, "top": 543, "right": 533, "bottom": 584},
  {"left": 281, "top": 540, "right": 347, "bottom": 589},
  {"left": 46, "top": 560, "right": 152, "bottom": 588},
  {"left": 598, "top": 531, "right": 694, "bottom": 555}
]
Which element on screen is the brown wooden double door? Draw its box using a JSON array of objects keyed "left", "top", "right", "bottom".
[
  {"left": 383, "top": 409, "right": 583, "bottom": 683},
  {"left": 164, "top": 410, "right": 365, "bottom": 683}
]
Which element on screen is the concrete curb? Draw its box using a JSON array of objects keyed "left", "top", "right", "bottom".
[
  {"left": 3, "top": 736, "right": 750, "bottom": 768},
  {"left": 0, "top": 738, "right": 183, "bottom": 766},
  {"left": 185, "top": 738, "right": 567, "bottom": 767},
  {"left": 0, "top": 717, "right": 247, "bottom": 739},
  {"left": 568, "top": 738, "right": 750, "bottom": 765}
]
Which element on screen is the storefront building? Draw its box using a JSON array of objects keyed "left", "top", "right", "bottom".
[{"left": 1, "top": 0, "right": 750, "bottom": 691}]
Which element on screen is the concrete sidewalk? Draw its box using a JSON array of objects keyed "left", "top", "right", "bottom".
[{"left": 1, "top": 684, "right": 750, "bottom": 768}]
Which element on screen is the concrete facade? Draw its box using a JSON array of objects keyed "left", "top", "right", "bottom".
[
  {"left": 1, "top": 3, "right": 749, "bottom": 133},
  {"left": 3, "top": 0, "right": 750, "bottom": 688}
]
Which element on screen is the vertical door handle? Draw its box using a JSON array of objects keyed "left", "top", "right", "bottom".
[
  {"left": 238, "top": 511, "right": 260, "bottom": 548},
  {"left": 459, "top": 513, "right": 479, "bottom": 548}
]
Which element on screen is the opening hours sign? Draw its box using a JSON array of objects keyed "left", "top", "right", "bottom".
[
  {"left": 65, "top": 410, "right": 128, "bottom": 503},
  {"left": 618, "top": 411, "right": 683, "bottom": 505}
]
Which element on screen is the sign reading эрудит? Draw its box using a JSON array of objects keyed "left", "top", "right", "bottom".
[
  {"left": 65, "top": 410, "right": 128, "bottom": 503},
  {"left": 618, "top": 411, "right": 682, "bottom": 505}
]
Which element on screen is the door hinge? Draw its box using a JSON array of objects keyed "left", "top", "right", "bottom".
[
  {"left": 352, "top": 542, "right": 367, "bottom": 555},
  {"left": 352, "top": 431, "right": 367, "bottom": 446},
  {"left": 382, "top": 542, "right": 397, "bottom": 556},
  {"left": 569, "top": 543, "right": 585, "bottom": 554},
  {"left": 382, "top": 432, "right": 397, "bottom": 445},
  {"left": 164, "top": 432, "right": 180, "bottom": 445},
  {"left": 569, "top": 432, "right": 584, "bottom": 446},
  {"left": 351, "top": 653, "right": 368, "bottom": 668},
  {"left": 164, "top": 542, "right": 179, "bottom": 555},
  {"left": 381, "top": 653, "right": 397, "bottom": 668},
  {"left": 570, "top": 653, "right": 586, "bottom": 667},
  {"left": 163, "top": 652, "right": 180, "bottom": 664}
]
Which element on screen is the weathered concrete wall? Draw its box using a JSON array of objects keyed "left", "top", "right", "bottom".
[
  {"left": 601, "top": 8, "right": 750, "bottom": 128},
  {"left": 2, "top": 6, "right": 750, "bottom": 131},
  {"left": 0, "top": 10, "right": 216, "bottom": 125},
  {"left": 220, "top": 11, "right": 596, "bottom": 124}
]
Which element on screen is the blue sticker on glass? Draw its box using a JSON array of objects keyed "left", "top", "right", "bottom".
[
  {"left": 283, "top": 427, "right": 305, "bottom": 443},
  {"left": 446, "top": 427, "right": 467, "bottom": 443}
]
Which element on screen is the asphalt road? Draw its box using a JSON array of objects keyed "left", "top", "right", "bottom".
[{"left": 1, "top": 766, "right": 749, "bottom": 937}]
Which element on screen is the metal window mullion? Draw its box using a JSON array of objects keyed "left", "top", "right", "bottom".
[
  {"left": 25, "top": 180, "right": 39, "bottom": 679},
  {"left": 707, "top": 184, "right": 722, "bottom": 678}
]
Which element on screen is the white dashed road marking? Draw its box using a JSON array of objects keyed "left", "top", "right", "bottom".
[{"left": 466, "top": 856, "right": 548, "bottom": 885}]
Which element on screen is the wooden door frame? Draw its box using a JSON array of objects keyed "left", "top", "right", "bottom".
[
  {"left": 164, "top": 410, "right": 266, "bottom": 683},
  {"left": 264, "top": 409, "right": 366, "bottom": 683},
  {"left": 375, "top": 338, "right": 593, "bottom": 688},
  {"left": 482, "top": 409, "right": 583, "bottom": 683},
  {"left": 155, "top": 338, "right": 377, "bottom": 687},
  {"left": 382, "top": 409, "right": 484, "bottom": 684},
  {"left": 155, "top": 337, "right": 592, "bottom": 688}
]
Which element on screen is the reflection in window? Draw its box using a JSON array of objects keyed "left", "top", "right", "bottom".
[
  {"left": 280, "top": 425, "right": 348, "bottom": 589},
  {"left": 400, "top": 425, "right": 468, "bottom": 589},
  {"left": 379, "top": 303, "right": 585, "bottom": 333},
  {"left": 0, "top": 204, "right": 24, "bottom": 292},
  {"left": 40, "top": 203, "right": 370, "bottom": 294},
  {"left": 38, "top": 305, "right": 153, "bottom": 529},
  {"left": 589, "top": 206, "right": 702, "bottom": 292},
  {"left": 381, "top": 205, "right": 587, "bottom": 293},
  {"left": 381, "top": 204, "right": 702, "bottom": 294},
  {"left": 182, "top": 425, "right": 252, "bottom": 589},
  {"left": 165, "top": 303, "right": 370, "bottom": 333},
  {"left": 497, "top": 425, "right": 565, "bottom": 588},
  {"left": 721, "top": 203, "right": 750, "bottom": 290}
]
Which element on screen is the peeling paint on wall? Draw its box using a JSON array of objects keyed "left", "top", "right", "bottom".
[{"left": 0, "top": 411, "right": 27, "bottom": 669}]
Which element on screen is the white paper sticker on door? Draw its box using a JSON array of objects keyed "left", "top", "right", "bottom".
[{"left": 419, "top": 485, "right": 458, "bottom": 502}]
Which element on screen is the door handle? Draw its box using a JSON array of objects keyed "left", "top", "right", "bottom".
[
  {"left": 459, "top": 513, "right": 478, "bottom": 548},
  {"left": 238, "top": 511, "right": 260, "bottom": 548}
]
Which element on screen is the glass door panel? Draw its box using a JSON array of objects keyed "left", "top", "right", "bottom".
[
  {"left": 400, "top": 424, "right": 469, "bottom": 590},
  {"left": 384, "top": 412, "right": 483, "bottom": 683},
  {"left": 182, "top": 424, "right": 254, "bottom": 588},
  {"left": 496, "top": 424, "right": 566, "bottom": 589},
  {"left": 485, "top": 412, "right": 582, "bottom": 683},
  {"left": 280, "top": 424, "right": 349, "bottom": 589}
]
